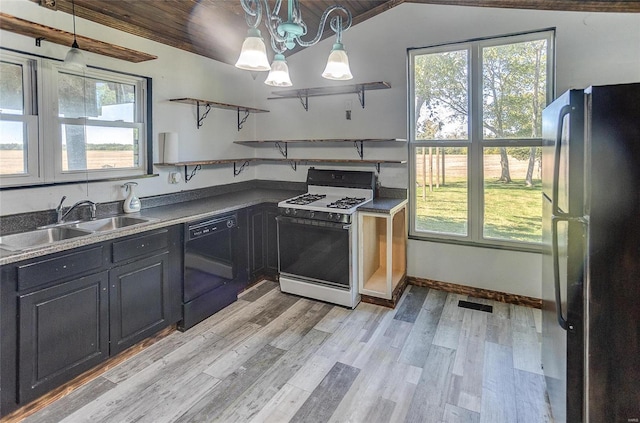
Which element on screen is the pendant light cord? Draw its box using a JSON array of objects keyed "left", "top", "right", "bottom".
[{"left": 71, "top": 0, "right": 79, "bottom": 47}]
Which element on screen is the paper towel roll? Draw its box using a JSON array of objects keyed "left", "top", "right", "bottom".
[{"left": 163, "top": 132, "right": 179, "bottom": 163}]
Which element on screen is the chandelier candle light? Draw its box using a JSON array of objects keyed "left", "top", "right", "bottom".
[{"left": 235, "top": 0, "right": 353, "bottom": 87}]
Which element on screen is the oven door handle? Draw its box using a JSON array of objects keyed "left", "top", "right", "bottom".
[{"left": 276, "top": 215, "right": 351, "bottom": 230}]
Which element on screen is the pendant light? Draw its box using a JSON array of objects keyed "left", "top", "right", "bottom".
[
  {"left": 264, "top": 54, "right": 292, "bottom": 87},
  {"left": 64, "top": 0, "right": 86, "bottom": 70},
  {"left": 321, "top": 16, "right": 353, "bottom": 81},
  {"left": 235, "top": 28, "right": 271, "bottom": 72}
]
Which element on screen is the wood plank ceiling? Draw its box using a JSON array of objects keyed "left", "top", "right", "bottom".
[{"left": 31, "top": 0, "right": 640, "bottom": 65}]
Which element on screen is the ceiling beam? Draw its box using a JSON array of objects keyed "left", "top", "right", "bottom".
[
  {"left": 405, "top": 0, "right": 640, "bottom": 13},
  {"left": 0, "top": 13, "right": 157, "bottom": 63}
]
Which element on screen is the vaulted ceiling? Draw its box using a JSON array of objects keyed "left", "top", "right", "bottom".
[{"left": 30, "top": 0, "right": 640, "bottom": 65}]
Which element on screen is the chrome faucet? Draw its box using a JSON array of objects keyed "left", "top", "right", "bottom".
[{"left": 57, "top": 196, "right": 97, "bottom": 223}]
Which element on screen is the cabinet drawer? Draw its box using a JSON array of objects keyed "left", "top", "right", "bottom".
[
  {"left": 17, "top": 246, "right": 105, "bottom": 291},
  {"left": 112, "top": 230, "right": 168, "bottom": 263}
]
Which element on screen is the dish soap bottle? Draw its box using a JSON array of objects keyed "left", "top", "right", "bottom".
[{"left": 123, "top": 182, "right": 141, "bottom": 213}]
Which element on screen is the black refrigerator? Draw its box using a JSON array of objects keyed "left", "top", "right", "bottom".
[{"left": 541, "top": 82, "right": 640, "bottom": 423}]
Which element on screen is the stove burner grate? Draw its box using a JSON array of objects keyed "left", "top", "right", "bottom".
[
  {"left": 327, "top": 197, "right": 366, "bottom": 209},
  {"left": 286, "top": 193, "right": 327, "bottom": 206}
]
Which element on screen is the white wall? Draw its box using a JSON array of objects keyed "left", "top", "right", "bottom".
[
  {"left": 0, "top": 0, "right": 263, "bottom": 215},
  {"left": 252, "top": 3, "right": 640, "bottom": 298},
  {"left": 2, "top": 1, "right": 639, "bottom": 298}
]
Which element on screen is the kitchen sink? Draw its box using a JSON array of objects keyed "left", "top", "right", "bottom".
[
  {"left": 0, "top": 227, "right": 92, "bottom": 251},
  {"left": 69, "top": 216, "right": 153, "bottom": 232}
]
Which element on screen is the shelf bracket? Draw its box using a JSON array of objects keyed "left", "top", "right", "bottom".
[
  {"left": 357, "top": 86, "right": 366, "bottom": 108},
  {"left": 184, "top": 164, "right": 202, "bottom": 183},
  {"left": 237, "top": 108, "right": 250, "bottom": 131},
  {"left": 297, "top": 91, "right": 309, "bottom": 111},
  {"left": 196, "top": 101, "right": 212, "bottom": 129},
  {"left": 374, "top": 162, "right": 381, "bottom": 173},
  {"left": 234, "top": 160, "right": 250, "bottom": 176},
  {"left": 288, "top": 160, "right": 297, "bottom": 171},
  {"left": 35, "top": 37, "right": 45, "bottom": 47},
  {"left": 275, "top": 142, "right": 288, "bottom": 158},
  {"left": 354, "top": 141, "right": 364, "bottom": 159}
]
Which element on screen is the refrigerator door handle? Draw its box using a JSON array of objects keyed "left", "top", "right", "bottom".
[
  {"left": 551, "top": 216, "right": 570, "bottom": 331},
  {"left": 552, "top": 104, "right": 574, "bottom": 217},
  {"left": 551, "top": 104, "right": 574, "bottom": 331}
]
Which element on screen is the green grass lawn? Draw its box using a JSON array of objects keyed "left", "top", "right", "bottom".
[{"left": 415, "top": 178, "right": 542, "bottom": 243}]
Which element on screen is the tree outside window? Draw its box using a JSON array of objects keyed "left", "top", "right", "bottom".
[{"left": 409, "top": 30, "right": 553, "bottom": 247}]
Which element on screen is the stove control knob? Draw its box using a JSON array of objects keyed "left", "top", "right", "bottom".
[
  {"left": 285, "top": 208, "right": 291, "bottom": 215},
  {"left": 309, "top": 211, "right": 315, "bottom": 218},
  {"left": 328, "top": 213, "right": 334, "bottom": 220},
  {"left": 226, "top": 219, "right": 234, "bottom": 228},
  {"left": 292, "top": 209, "right": 297, "bottom": 216}
]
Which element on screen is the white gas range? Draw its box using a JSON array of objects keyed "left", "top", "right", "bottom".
[{"left": 276, "top": 169, "right": 376, "bottom": 308}]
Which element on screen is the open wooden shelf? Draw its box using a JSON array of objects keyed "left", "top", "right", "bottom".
[
  {"left": 154, "top": 157, "right": 406, "bottom": 182},
  {"left": 168, "top": 98, "right": 268, "bottom": 114},
  {"left": 0, "top": 13, "right": 157, "bottom": 63},
  {"left": 359, "top": 203, "right": 408, "bottom": 300},
  {"left": 234, "top": 138, "right": 405, "bottom": 145},
  {"left": 267, "top": 81, "right": 391, "bottom": 110},
  {"left": 169, "top": 98, "right": 268, "bottom": 130},
  {"left": 234, "top": 138, "right": 406, "bottom": 161}
]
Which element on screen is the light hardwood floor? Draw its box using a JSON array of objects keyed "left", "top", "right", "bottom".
[{"left": 21, "top": 281, "right": 553, "bottom": 423}]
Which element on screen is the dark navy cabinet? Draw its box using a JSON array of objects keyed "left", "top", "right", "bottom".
[
  {"left": 0, "top": 225, "right": 182, "bottom": 417},
  {"left": 246, "top": 203, "right": 278, "bottom": 284},
  {"left": 109, "top": 252, "right": 170, "bottom": 355},
  {"left": 18, "top": 271, "right": 110, "bottom": 403}
]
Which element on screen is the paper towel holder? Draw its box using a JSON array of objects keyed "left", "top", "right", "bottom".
[{"left": 162, "top": 132, "right": 179, "bottom": 163}]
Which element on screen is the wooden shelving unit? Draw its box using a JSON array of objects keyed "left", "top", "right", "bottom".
[
  {"left": 267, "top": 81, "right": 391, "bottom": 111},
  {"left": 169, "top": 98, "right": 269, "bottom": 130},
  {"left": 358, "top": 201, "right": 407, "bottom": 300}
]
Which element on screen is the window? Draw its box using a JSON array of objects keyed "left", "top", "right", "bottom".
[
  {"left": 0, "top": 54, "right": 40, "bottom": 185},
  {"left": 0, "top": 50, "right": 149, "bottom": 188},
  {"left": 409, "top": 30, "right": 554, "bottom": 248}
]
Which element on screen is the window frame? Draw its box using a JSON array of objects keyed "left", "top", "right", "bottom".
[
  {"left": 408, "top": 29, "right": 555, "bottom": 251},
  {"left": 0, "top": 52, "right": 43, "bottom": 186},
  {"left": 0, "top": 48, "right": 152, "bottom": 189}
]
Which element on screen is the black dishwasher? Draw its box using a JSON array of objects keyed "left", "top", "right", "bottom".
[{"left": 180, "top": 214, "right": 240, "bottom": 331}]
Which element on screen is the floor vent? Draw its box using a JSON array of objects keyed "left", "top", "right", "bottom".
[{"left": 457, "top": 300, "right": 493, "bottom": 313}]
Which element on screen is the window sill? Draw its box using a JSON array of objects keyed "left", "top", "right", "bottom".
[
  {"left": 0, "top": 173, "right": 159, "bottom": 191},
  {"left": 408, "top": 234, "right": 543, "bottom": 254}
]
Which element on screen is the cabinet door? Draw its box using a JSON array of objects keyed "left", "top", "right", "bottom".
[
  {"left": 18, "top": 271, "right": 109, "bottom": 403},
  {"left": 109, "top": 253, "right": 169, "bottom": 355},
  {"left": 248, "top": 206, "right": 266, "bottom": 279},
  {"left": 265, "top": 205, "right": 279, "bottom": 273}
]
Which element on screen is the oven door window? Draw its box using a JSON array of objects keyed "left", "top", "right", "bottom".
[{"left": 278, "top": 218, "right": 350, "bottom": 288}]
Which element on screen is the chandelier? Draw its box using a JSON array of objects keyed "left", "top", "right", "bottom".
[{"left": 235, "top": 0, "right": 353, "bottom": 87}]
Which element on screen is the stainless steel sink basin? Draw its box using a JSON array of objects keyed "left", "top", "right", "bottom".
[
  {"left": 0, "top": 227, "right": 92, "bottom": 251},
  {"left": 70, "top": 216, "right": 152, "bottom": 232}
]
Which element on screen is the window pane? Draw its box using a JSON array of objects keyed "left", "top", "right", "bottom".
[
  {"left": 0, "top": 61, "right": 24, "bottom": 114},
  {"left": 483, "top": 147, "right": 542, "bottom": 242},
  {"left": 414, "top": 147, "right": 468, "bottom": 235},
  {"left": 482, "top": 39, "right": 547, "bottom": 139},
  {"left": 62, "top": 124, "right": 138, "bottom": 171},
  {"left": 58, "top": 73, "right": 135, "bottom": 122},
  {"left": 413, "top": 50, "right": 468, "bottom": 140},
  {"left": 0, "top": 121, "right": 26, "bottom": 175}
]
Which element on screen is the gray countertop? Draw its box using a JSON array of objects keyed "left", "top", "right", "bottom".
[
  {"left": 0, "top": 189, "right": 407, "bottom": 266},
  {"left": 0, "top": 188, "right": 300, "bottom": 266},
  {"left": 358, "top": 198, "right": 408, "bottom": 214}
]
